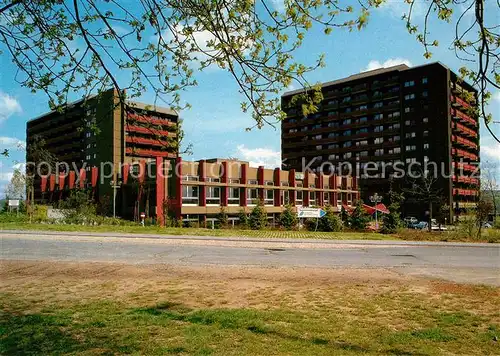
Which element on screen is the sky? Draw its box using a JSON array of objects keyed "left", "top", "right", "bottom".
[{"left": 0, "top": 1, "right": 499, "bottom": 197}]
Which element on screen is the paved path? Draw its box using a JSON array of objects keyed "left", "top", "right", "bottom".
[{"left": 1, "top": 230, "right": 499, "bottom": 286}]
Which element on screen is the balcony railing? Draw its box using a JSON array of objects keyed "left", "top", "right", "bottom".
[
  {"left": 452, "top": 135, "right": 478, "bottom": 150},
  {"left": 450, "top": 95, "right": 471, "bottom": 110},
  {"left": 453, "top": 188, "right": 478, "bottom": 196},
  {"left": 453, "top": 162, "right": 477, "bottom": 172},
  {"left": 452, "top": 148, "right": 478, "bottom": 161},
  {"left": 452, "top": 121, "right": 478, "bottom": 138},
  {"left": 453, "top": 175, "right": 479, "bottom": 185},
  {"left": 125, "top": 147, "right": 177, "bottom": 158},
  {"left": 451, "top": 108, "right": 477, "bottom": 127}
]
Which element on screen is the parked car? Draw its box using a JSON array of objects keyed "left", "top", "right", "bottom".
[
  {"left": 413, "top": 221, "right": 428, "bottom": 230},
  {"left": 482, "top": 222, "right": 493, "bottom": 229}
]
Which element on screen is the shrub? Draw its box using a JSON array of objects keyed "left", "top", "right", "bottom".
[
  {"left": 249, "top": 201, "right": 267, "bottom": 230},
  {"left": 238, "top": 209, "right": 249, "bottom": 229},
  {"left": 381, "top": 188, "right": 404, "bottom": 234},
  {"left": 215, "top": 207, "right": 229, "bottom": 229},
  {"left": 304, "top": 218, "right": 319, "bottom": 231},
  {"left": 279, "top": 204, "right": 297, "bottom": 230},
  {"left": 318, "top": 205, "right": 343, "bottom": 232}
]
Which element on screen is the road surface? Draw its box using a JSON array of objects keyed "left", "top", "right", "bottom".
[{"left": 1, "top": 230, "right": 499, "bottom": 286}]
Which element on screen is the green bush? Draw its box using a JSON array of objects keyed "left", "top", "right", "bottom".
[
  {"left": 249, "top": 201, "right": 267, "bottom": 230},
  {"left": 304, "top": 218, "right": 319, "bottom": 231},
  {"left": 238, "top": 209, "right": 249, "bottom": 229},
  {"left": 0, "top": 212, "right": 28, "bottom": 224},
  {"left": 318, "top": 205, "right": 343, "bottom": 232},
  {"left": 215, "top": 207, "right": 229, "bottom": 229},
  {"left": 279, "top": 205, "right": 297, "bottom": 230}
]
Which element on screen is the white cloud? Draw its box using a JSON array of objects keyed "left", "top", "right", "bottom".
[
  {"left": 234, "top": 144, "right": 281, "bottom": 168},
  {"left": 362, "top": 58, "right": 412, "bottom": 72},
  {"left": 0, "top": 91, "right": 22, "bottom": 122},
  {"left": 0, "top": 136, "right": 25, "bottom": 149},
  {"left": 492, "top": 91, "right": 500, "bottom": 104},
  {"left": 0, "top": 172, "right": 13, "bottom": 182},
  {"left": 482, "top": 142, "right": 500, "bottom": 162},
  {"left": 377, "top": 0, "right": 425, "bottom": 18}
]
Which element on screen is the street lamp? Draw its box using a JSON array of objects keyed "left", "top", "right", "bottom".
[
  {"left": 369, "top": 193, "right": 383, "bottom": 229},
  {"left": 110, "top": 180, "right": 122, "bottom": 218}
]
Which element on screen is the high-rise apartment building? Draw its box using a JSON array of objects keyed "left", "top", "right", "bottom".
[
  {"left": 26, "top": 88, "right": 179, "bottom": 205},
  {"left": 281, "top": 62, "right": 480, "bottom": 219}
]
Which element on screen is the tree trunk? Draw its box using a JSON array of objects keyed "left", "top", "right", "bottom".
[
  {"left": 490, "top": 189, "right": 497, "bottom": 224},
  {"left": 428, "top": 201, "right": 432, "bottom": 232}
]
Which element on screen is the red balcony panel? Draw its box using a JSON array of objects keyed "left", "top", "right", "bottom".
[
  {"left": 452, "top": 135, "right": 477, "bottom": 150},
  {"left": 451, "top": 95, "right": 471, "bottom": 110},
  {"left": 453, "top": 188, "right": 478, "bottom": 196},
  {"left": 125, "top": 124, "right": 176, "bottom": 138},
  {"left": 453, "top": 175, "right": 480, "bottom": 185},
  {"left": 451, "top": 108, "right": 476, "bottom": 127},
  {"left": 125, "top": 136, "right": 171, "bottom": 147},
  {"left": 453, "top": 148, "right": 478, "bottom": 161},
  {"left": 127, "top": 113, "right": 176, "bottom": 127},
  {"left": 125, "top": 147, "right": 177, "bottom": 158},
  {"left": 452, "top": 122, "right": 478, "bottom": 138}
]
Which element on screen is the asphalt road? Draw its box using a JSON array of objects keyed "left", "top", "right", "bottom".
[{"left": 1, "top": 230, "right": 499, "bottom": 286}]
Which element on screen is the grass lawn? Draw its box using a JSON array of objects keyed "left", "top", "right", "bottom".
[
  {"left": 1, "top": 261, "right": 499, "bottom": 355},
  {"left": 0, "top": 222, "right": 394, "bottom": 240}
]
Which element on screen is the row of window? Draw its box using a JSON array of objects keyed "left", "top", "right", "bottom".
[
  {"left": 404, "top": 77, "right": 428, "bottom": 87},
  {"left": 182, "top": 185, "right": 353, "bottom": 207}
]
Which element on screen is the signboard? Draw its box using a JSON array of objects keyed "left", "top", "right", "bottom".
[
  {"left": 297, "top": 207, "right": 326, "bottom": 218},
  {"left": 8, "top": 200, "right": 20, "bottom": 207}
]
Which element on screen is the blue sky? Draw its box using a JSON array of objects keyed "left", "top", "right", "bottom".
[{"left": 1, "top": 1, "right": 499, "bottom": 197}]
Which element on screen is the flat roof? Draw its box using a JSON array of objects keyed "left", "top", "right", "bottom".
[
  {"left": 27, "top": 90, "right": 178, "bottom": 124},
  {"left": 282, "top": 61, "right": 476, "bottom": 97}
]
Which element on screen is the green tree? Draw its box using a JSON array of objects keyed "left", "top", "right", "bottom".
[
  {"left": 381, "top": 187, "right": 404, "bottom": 234},
  {"left": 318, "top": 205, "right": 343, "bottom": 232},
  {"left": 350, "top": 200, "right": 370, "bottom": 231},
  {"left": 249, "top": 201, "right": 267, "bottom": 230},
  {"left": 215, "top": 207, "right": 229, "bottom": 229},
  {"left": 237, "top": 209, "right": 249, "bottom": 229},
  {"left": 340, "top": 206, "right": 350, "bottom": 225},
  {"left": 279, "top": 204, "right": 298, "bottom": 230},
  {"left": 0, "top": 0, "right": 496, "bottom": 150}
]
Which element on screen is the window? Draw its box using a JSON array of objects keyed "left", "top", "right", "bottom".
[
  {"left": 313, "top": 134, "right": 322, "bottom": 140},
  {"left": 206, "top": 185, "right": 220, "bottom": 205},
  {"left": 342, "top": 96, "right": 351, "bottom": 103},
  {"left": 404, "top": 80, "right": 415, "bottom": 87},
  {"left": 388, "top": 135, "right": 401, "bottom": 142},
  {"left": 312, "top": 124, "right": 321, "bottom": 130},
  {"left": 360, "top": 151, "right": 369, "bottom": 157},
  {"left": 249, "top": 179, "right": 258, "bottom": 185},
  {"left": 296, "top": 185, "right": 303, "bottom": 205},
  {"left": 228, "top": 187, "right": 240, "bottom": 205},
  {"left": 328, "top": 110, "right": 337, "bottom": 116},
  {"left": 422, "top": 77, "right": 428, "bottom": 84},
  {"left": 328, "top": 132, "right": 339, "bottom": 138},
  {"left": 406, "top": 158, "right": 417, "bottom": 164},
  {"left": 289, "top": 128, "right": 297, "bottom": 133},
  {"left": 265, "top": 189, "right": 274, "bottom": 205},
  {"left": 309, "top": 191, "right": 316, "bottom": 207},
  {"left": 356, "top": 140, "right": 368, "bottom": 147},
  {"left": 356, "top": 128, "right": 368, "bottom": 135},
  {"left": 405, "top": 145, "right": 416, "bottom": 152},
  {"left": 281, "top": 190, "right": 290, "bottom": 205},
  {"left": 373, "top": 102, "right": 383, "bottom": 108},
  {"left": 315, "top": 145, "right": 322, "bottom": 151},
  {"left": 323, "top": 192, "right": 330, "bottom": 204},
  {"left": 388, "top": 111, "right": 400, "bottom": 118},
  {"left": 343, "top": 130, "right": 351, "bottom": 136},
  {"left": 344, "top": 152, "right": 352, "bottom": 159},
  {"left": 374, "top": 113, "right": 383, "bottom": 120},
  {"left": 343, "top": 141, "right": 352, "bottom": 148},
  {"left": 404, "top": 93, "right": 416, "bottom": 100},
  {"left": 423, "top": 117, "right": 429, "bottom": 123},
  {"left": 328, "top": 154, "right": 340, "bottom": 160},
  {"left": 359, "top": 116, "right": 368, "bottom": 123},
  {"left": 423, "top": 130, "right": 429, "bottom": 137},
  {"left": 327, "top": 100, "right": 338, "bottom": 106},
  {"left": 389, "top": 147, "right": 401, "bottom": 154},
  {"left": 405, "top": 132, "right": 416, "bottom": 138},
  {"left": 422, "top": 91, "right": 428, "bottom": 97},
  {"left": 328, "top": 143, "right": 339, "bottom": 150},
  {"left": 356, "top": 105, "right": 368, "bottom": 111},
  {"left": 374, "top": 137, "right": 384, "bottom": 144},
  {"left": 182, "top": 186, "right": 199, "bottom": 205},
  {"left": 300, "top": 126, "right": 308, "bottom": 132},
  {"left": 182, "top": 175, "right": 199, "bottom": 181},
  {"left": 405, "top": 120, "right": 411, "bottom": 126},
  {"left": 328, "top": 121, "right": 338, "bottom": 128},
  {"left": 424, "top": 143, "right": 430, "bottom": 150},
  {"left": 374, "top": 125, "right": 384, "bottom": 133},
  {"left": 247, "top": 188, "right": 258, "bottom": 205},
  {"left": 404, "top": 107, "right": 414, "bottom": 113},
  {"left": 342, "top": 119, "right": 352, "bottom": 125},
  {"left": 375, "top": 149, "right": 384, "bottom": 156}
]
